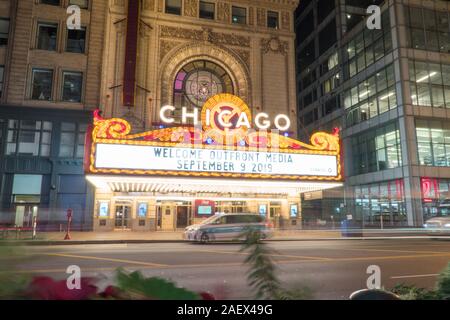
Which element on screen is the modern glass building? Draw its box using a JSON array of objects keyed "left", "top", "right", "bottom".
[{"left": 295, "top": 0, "right": 450, "bottom": 228}]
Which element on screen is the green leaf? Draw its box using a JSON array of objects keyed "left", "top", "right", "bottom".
[{"left": 115, "top": 269, "right": 200, "bottom": 300}]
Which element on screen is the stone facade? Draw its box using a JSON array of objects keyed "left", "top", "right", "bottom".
[{"left": 100, "top": 0, "right": 299, "bottom": 135}]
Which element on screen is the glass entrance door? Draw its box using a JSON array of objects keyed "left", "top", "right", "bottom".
[
  {"left": 115, "top": 205, "right": 131, "bottom": 229},
  {"left": 15, "top": 205, "right": 38, "bottom": 228}
]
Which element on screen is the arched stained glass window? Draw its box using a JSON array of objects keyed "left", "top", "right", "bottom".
[{"left": 173, "top": 61, "right": 234, "bottom": 116}]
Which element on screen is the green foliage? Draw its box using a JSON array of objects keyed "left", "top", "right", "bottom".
[
  {"left": 239, "top": 228, "right": 313, "bottom": 300},
  {"left": 115, "top": 269, "right": 201, "bottom": 300},
  {"left": 390, "top": 284, "right": 439, "bottom": 300},
  {"left": 436, "top": 262, "right": 450, "bottom": 300},
  {"left": 0, "top": 243, "right": 32, "bottom": 299},
  {"left": 390, "top": 262, "right": 450, "bottom": 300}
]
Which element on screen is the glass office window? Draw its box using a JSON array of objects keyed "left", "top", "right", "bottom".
[
  {"left": 352, "top": 122, "right": 402, "bottom": 175},
  {"left": 354, "top": 180, "right": 406, "bottom": 227},
  {"left": 416, "top": 119, "right": 450, "bottom": 167},
  {"left": 344, "top": 64, "right": 397, "bottom": 127},
  {"left": 409, "top": 60, "right": 450, "bottom": 108}
]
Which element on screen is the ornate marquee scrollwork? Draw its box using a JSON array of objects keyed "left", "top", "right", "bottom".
[{"left": 92, "top": 110, "right": 340, "bottom": 153}]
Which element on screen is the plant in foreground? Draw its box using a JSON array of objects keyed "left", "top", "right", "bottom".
[{"left": 239, "top": 228, "right": 312, "bottom": 300}]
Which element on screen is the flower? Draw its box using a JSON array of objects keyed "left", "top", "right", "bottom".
[{"left": 27, "top": 276, "right": 98, "bottom": 300}]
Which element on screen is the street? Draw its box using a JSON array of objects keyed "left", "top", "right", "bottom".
[{"left": 8, "top": 239, "right": 450, "bottom": 300}]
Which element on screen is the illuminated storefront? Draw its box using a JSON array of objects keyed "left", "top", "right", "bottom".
[{"left": 85, "top": 94, "right": 343, "bottom": 231}]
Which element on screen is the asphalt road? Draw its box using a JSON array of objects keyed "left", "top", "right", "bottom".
[{"left": 6, "top": 239, "right": 450, "bottom": 299}]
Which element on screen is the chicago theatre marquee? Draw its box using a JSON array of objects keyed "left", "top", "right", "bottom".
[{"left": 84, "top": 0, "right": 343, "bottom": 231}]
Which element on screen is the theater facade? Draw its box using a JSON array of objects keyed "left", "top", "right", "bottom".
[
  {"left": 79, "top": 0, "right": 345, "bottom": 231},
  {"left": 85, "top": 94, "right": 343, "bottom": 231}
]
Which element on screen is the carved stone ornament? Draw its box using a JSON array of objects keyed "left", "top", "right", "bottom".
[
  {"left": 257, "top": 8, "right": 266, "bottom": 27},
  {"left": 217, "top": 2, "right": 231, "bottom": 22},
  {"left": 261, "top": 36, "right": 288, "bottom": 55},
  {"left": 281, "top": 11, "right": 291, "bottom": 30},
  {"left": 160, "top": 26, "right": 250, "bottom": 47},
  {"left": 160, "top": 40, "right": 181, "bottom": 62},
  {"left": 234, "top": 49, "right": 250, "bottom": 67},
  {"left": 184, "top": 0, "right": 199, "bottom": 17}
]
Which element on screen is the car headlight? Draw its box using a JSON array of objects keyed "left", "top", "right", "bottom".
[
  {"left": 444, "top": 223, "right": 450, "bottom": 228},
  {"left": 423, "top": 224, "right": 428, "bottom": 228}
]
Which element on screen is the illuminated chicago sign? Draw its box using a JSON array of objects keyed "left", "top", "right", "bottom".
[{"left": 87, "top": 94, "right": 342, "bottom": 181}]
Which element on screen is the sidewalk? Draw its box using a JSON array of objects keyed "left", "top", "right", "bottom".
[{"left": 0, "top": 228, "right": 437, "bottom": 245}]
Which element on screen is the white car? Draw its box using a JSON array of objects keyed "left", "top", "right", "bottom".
[
  {"left": 424, "top": 199, "right": 450, "bottom": 235},
  {"left": 184, "top": 213, "right": 274, "bottom": 243}
]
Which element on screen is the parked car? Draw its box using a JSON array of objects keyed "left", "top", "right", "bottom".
[
  {"left": 184, "top": 213, "right": 273, "bottom": 243},
  {"left": 424, "top": 199, "right": 450, "bottom": 235}
]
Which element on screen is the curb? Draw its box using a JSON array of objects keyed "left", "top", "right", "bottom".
[{"left": 1, "top": 235, "right": 446, "bottom": 246}]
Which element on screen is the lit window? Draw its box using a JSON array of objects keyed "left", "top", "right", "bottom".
[
  {"left": 267, "top": 11, "right": 279, "bottom": 29},
  {"left": 200, "top": 1, "right": 215, "bottom": 20},
  {"left": 62, "top": 71, "right": 83, "bottom": 102},
  {"left": 66, "top": 27, "right": 86, "bottom": 53},
  {"left": 0, "top": 18, "right": 9, "bottom": 46},
  {"left": 232, "top": 6, "right": 246, "bottom": 24},
  {"left": 37, "top": 22, "right": 58, "bottom": 51},
  {"left": 165, "top": 0, "right": 182, "bottom": 15},
  {"left": 31, "top": 68, "right": 53, "bottom": 101}
]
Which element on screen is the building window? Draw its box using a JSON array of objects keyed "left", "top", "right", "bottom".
[
  {"left": 66, "top": 27, "right": 86, "bottom": 53},
  {"left": 409, "top": 60, "right": 450, "bottom": 108},
  {"left": 405, "top": 7, "right": 450, "bottom": 53},
  {"left": 267, "top": 11, "right": 279, "bottom": 29},
  {"left": 421, "top": 178, "right": 450, "bottom": 220},
  {"left": 199, "top": 1, "right": 215, "bottom": 20},
  {"left": 59, "top": 122, "right": 87, "bottom": 158},
  {"left": 62, "top": 71, "right": 83, "bottom": 102},
  {"left": 37, "top": 22, "right": 58, "bottom": 51},
  {"left": 172, "top": 60, "right": 234, "bottom": 123},
  {"left": 0, "top": 18, "right": 10, "bottom": 46},
  {"left": 345, "top": 64, "right": 397, "bottom": 127},
  {"left": 354, "top": 180, "right": 406, "bottom": 228},
  {"left": 6, "top": 120, "right": 52, "bottom": 156},
  {"left": 351, "top": 122, "right": 402, "bottom": 175},
  {"left": 31, "top": 68, "right": 53, "bottom": 101},
  {"left": 344, "top": 10, "right": 391, "bottom": 79},
  {"left": 165, "top": 0, "right": 182, "bottom": 15},
  {"left": 0, "top": 65, "right": 4, "bottom": 98},
  {"left": 40, "top": 0, "right": 60, "bottom": 5},
  {"left": 232, "top": 6, "right": 246, "bottom": 24},
  {"left": 416, "top": 119, "right": 450, "bottom": 167},
  {"left": 69, "top": 0, "right": 88, "bottom": 9}
]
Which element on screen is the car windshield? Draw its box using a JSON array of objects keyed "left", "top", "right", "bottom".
[{"left": 199, "top": 214, "right": 222, "bottom": 225}]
